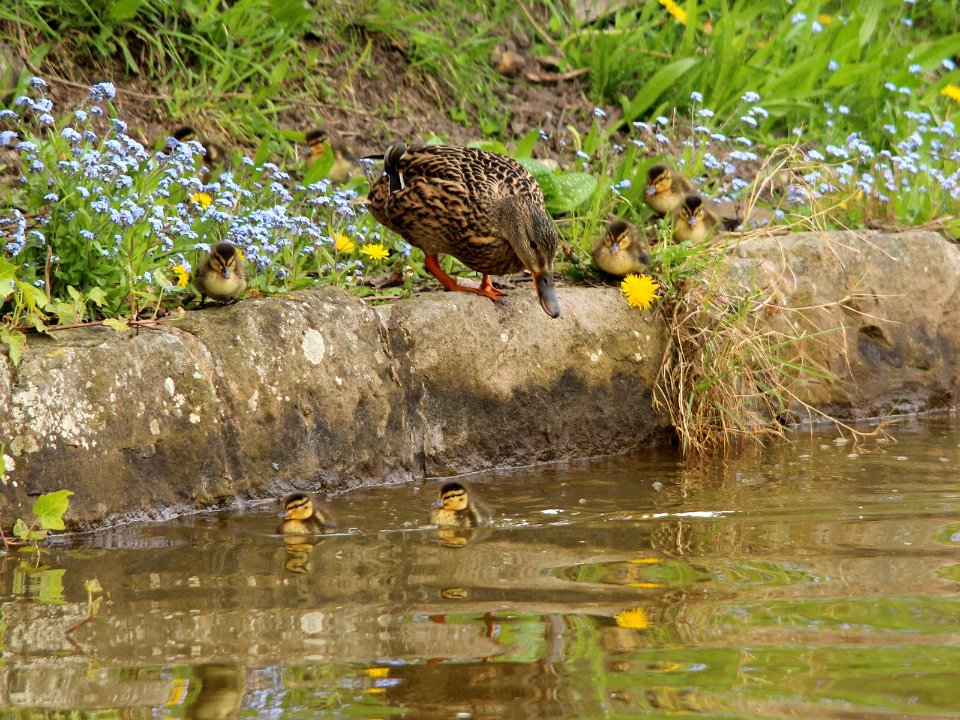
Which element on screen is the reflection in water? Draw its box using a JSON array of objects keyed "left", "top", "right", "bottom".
[{"left": 3, "top": 416, "right": 960, "bottom": 718}]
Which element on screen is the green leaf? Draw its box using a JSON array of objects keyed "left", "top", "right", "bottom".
[
  {"left": 12, "top": 518, "right": 29, "bottom": 540},
  {"left": 87, "top": 287, "right": 107, "bottom": 307},
  {"left": 102, "top": 318, "right": 129, "bottom": 332},
  {"left": 620, "top": 57, "right": 699, "bottom": 124},
  {"left": 1, "top": 328, "right": 26, "bottom": 366},
  {"left": 33, "top": 489, "right": 73, "bottom": 531},
  {"left": 108, "top": 0, "right": 142, "bottom": 21},
  {"left": 546, "top": 173, "right": 598, "bottom": 214},
  {"left": 513, "top": 127, "right": 541, "bottom": 159}
]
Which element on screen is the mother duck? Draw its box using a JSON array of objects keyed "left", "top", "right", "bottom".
[{"left": 366, "top": 142, "right": 562, "bottom": 318}]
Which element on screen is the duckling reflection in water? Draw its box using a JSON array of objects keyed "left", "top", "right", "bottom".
[
  {"left": 277, "top": 492, "right": 335, "bottom": 535},
  {"left": 186, "top": 662, "right": 244, "bottom": 720}
]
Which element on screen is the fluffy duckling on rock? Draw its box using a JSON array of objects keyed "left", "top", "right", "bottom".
[
  {"left": 194, "top": 242, "right": 248, "bottom": 305},
  {"left": 591, "top": 219, "right": 650, "bottom": 277},
  {"left": 644, "top": 164, "right": 695, "bottom": 217},
  {"left": 672, "top": 194, "right": 721, "bottom": 244},
  {"left": 366, "top": 142, "right": 562, "bottom": 318},
  {"left": 277, "top": 492, "right": 335, "bottom": 535},
  {"left": 304, "top": 127, "right": 360, "bottom": 184},
  {"left": 430, "top": 482, "right": 489, "bottom": 528}
]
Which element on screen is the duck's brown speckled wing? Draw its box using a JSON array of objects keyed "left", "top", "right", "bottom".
[{"left": 367, "top": 144, "right": 544, "bottom": 275}]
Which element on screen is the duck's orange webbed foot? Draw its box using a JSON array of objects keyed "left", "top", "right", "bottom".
[{"left": 424, "top": 256, "right": 505, "bottom": 303}]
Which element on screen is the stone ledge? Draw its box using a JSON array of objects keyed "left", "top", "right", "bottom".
[{"left": 1, "top": 230, "right": 957, "bottom": 529}]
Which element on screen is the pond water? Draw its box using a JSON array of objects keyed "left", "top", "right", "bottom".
[{"left": 4, "top": 415, "right": 960, "bottom": 718}]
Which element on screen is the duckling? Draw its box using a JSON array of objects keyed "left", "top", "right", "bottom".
[
  {"left": 591, "top": 219, "right": 650, "bottom": 277},
  {"left": 366, "top": 142, "right": 561, "bottom": 318},
  {"left": 304, "top": 128, "right": 359, "bottom": 184},
  {"left": 672, "top": 194, "right": 720, "bottom": 244},
  {"left": 172, "top": 126, "right": 227, "bottom": 183},
  {"left": 644, "top": 164, "right": 695, "bottom": 217},
  {"left": 277, "top": 492, "right": 335, "bottom": 535},
  {"left": 430, "top": 482, "right": 489, "bottom": 528},
  {"left": 194, "top": 242, "right": 248, "bottom": 304}
]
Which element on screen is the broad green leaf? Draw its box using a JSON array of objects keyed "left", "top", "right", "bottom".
[
  {"left": 12, "top": 518, "right": 28, "bottom": 540},
  {"left": 103, "top": 318, "right": 129, "bottom": 332},
  {"left": 33, "top": 489, "right": 73, "bottom": 531},
  {"left": 1, "top": 328, "right": 26, "bottom": 366},
  {"left": 108, "top": 0, "right": 142, "bottom": 21},
  {"left": 87, "top": 287, "right": 107, "bottom": 307},
  {"left": 547, "top": 173, "right": 598, "bottom": 214}
]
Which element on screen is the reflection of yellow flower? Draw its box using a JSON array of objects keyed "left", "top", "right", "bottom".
[
  {"left": 173, "top": 265, "right": 190, "bottom": 287},
  {"left": 365, "top": 667, "right": 389, "bottom": 678},
  {"left": 615, "top": 607, "right": 650, "bottom": 629},
  {"left": 620, "top": 274, "right": 660, "bottom": 310},
  {"left": 361, "top": 243, "right": 389, "bottom": 261},
  {"left": 628, "top": 582, "right": 662, "bottom": 589},
  {"left": 334, "top": 234, "right": 355, "bottom": 253},
  {"left": 942, "top": 84, "right": 960, "bottom": 104},
  {"left": 658, "top": 0, "right": 687, "bottom": 25},
  {"left": 189, "top": 192, "right": 212, "bottom": 209},
  {"left": 628, "top": 557, "right": 661, "bottom": 564}
]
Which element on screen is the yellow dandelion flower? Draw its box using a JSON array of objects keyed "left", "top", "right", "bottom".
[
  {"left": 620, "top": 274, "right": 660, "bottom": 310},
  {"left": 627, "top": 582, "right": 663, "bottom": 589},
  {"left": 615, "top": 607, "right": 650, "bottom": 629},
  {"left": 360, "top": 243, "right": 390, "bottom": 261},
  {"left": 658, "top": 0, "right": 687, "bottom": 25},
  {"left": 334, "top": 234, "right": 355, "bottom": 253},
  {"left": 189, "top": 192, "right": 213, "bottom": 209},
  {"left": 818, "top": 14, "right": 832, "bottom": 25},
  {"left": 172, "top": 264, "right": 190, "bottom": 288},
  {"left": 941, "top": 84, "right": 960, "bottom": 104}
]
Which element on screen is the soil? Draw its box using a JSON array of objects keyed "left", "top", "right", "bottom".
[{"left": 36, "top": 32, "right": 605, "bottom": 161}]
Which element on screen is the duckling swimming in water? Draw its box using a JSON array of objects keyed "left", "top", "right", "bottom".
[
  {"left": 277, "top": 492, "right": 335, "bottom": 535},
  {"left": 429, "top": 482, "right": 489, "bottom": 528}
]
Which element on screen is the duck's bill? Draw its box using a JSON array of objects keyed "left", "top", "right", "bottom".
[{"left": 533, "top": 272, "right": 561, "bottom": 318}]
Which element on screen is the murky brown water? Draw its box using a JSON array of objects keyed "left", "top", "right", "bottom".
[{"left": 4, "top": 415, "right": 960, "bottom": 718}]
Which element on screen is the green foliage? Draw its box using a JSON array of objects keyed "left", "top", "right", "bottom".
[{"left": 4, "top": 489, "right": 72, "bottom": 552}]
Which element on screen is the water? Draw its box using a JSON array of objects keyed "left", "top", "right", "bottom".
[{"left": 4, "top": 415, "right": 960, "bottom": 718}]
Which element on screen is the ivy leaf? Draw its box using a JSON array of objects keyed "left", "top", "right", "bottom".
[
  {"left": 12, "top": 518, "right": 29, "bottom": 540},
  {"left": 33, "top": 489, "right": 73, "bottom": 531},
  {"left": 102, "top": 318, "right": 129, "bottom": 332}
]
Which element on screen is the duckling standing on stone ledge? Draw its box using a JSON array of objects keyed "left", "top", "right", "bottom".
[
  {"left": 644, "top": 164, "right": 695, "bottom": 217},
  {"left": 430, "top": 482, "right": 489, "bottom": 528},
  {"left": 591, "top": 219, "right": 650, "bottom": 278},
  {"left": 672, "top": 194, "right": 721, "bottom": 244},
  {"left": 194, "top": 242, "right": 248, "bottom": 305},
  {"left": 366, "top": 142, "right": 562, "bottom": 318},
  {"left": 277, "top": 492, "right": 336, "bottom": 535},
  {"left": 304, "top": 127, "right": 359, "bottom": 184}
]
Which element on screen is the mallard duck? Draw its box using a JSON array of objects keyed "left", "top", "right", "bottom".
[
  {"left": 591, "top": 219, "right": 650, "bottom": 277},
  {"left": 194, "top": 242, "right": 248, "bottom": 304},
  {"left": 644, "top": 164, "right": 695, "bottom": 217},
  {"left": 304, "top": 127, "right": 359, "bottom": 184},
  {"left": 277, "top": 492, "right": 335, "bottom": 535},
  {"left": 672, "top": 194, "right": 720, "bottom": 244},
  {"left": 366, "top": 142, "right": 562, "bottom": 318},
  {"left": 430, "top": 482, "right": 489, "bottom": 528},
  {"left": 172, "top": 126, "right": 227, "bottom": 183}
]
